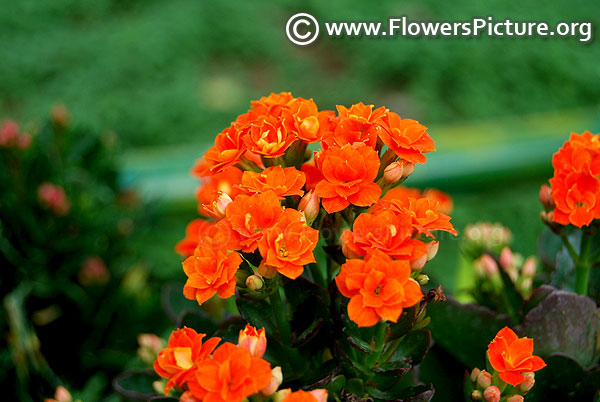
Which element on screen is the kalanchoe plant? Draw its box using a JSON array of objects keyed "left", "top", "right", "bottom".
[{"left": 117, "top": 92, "right": 457, "bottom": 401}]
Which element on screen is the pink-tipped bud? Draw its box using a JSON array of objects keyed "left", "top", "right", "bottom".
[
  {"left": 238, "top": 324, "right": 267, "bottom": 358},
  {"left": 499, "top": 247, "right": 514, "bottom": 269},
  {"left": 0, "top": 119, "right": 20, "bottom": 147},
  {"left": 476, "top": 370, "right": 493, "bottom": 389},
  {"left": 53, "top": 386, "right": 72, "bottom": 402},
  {"left": 137, "top": 334, "right": 165, "bottom": 365},
  {"left": 309, "top": 389, "right": 329, "bottom": 402},
  {"left": 403, "top": 162, "right": 415, "bottom": 178},
  {"left": 261, "top": 366, "right": 283, "bottom": 396},
  {"left": 480, "top": 255, "right": 499, "bottom": 277},
  {"left": 518, "top": 372, "right": 535, "bottom": 393},
  {"left": 470, "top": 368, "right": 481, "bottom": 382},
  {"left": 482, "top": 386, "right": 501, "bottom": 402},
  {"left": 539, "top": 184, "right": 555, "bottom": 210},
  {"left": 521, "top": 257, "right": 536, "bottom": 278},
  {"left": 384, "top": 161, "right": 404, "bottom": 183},
  {"left": 426, "top": 241, "right": 439, "bottom": 261},
  {"left": 258, "top": 262, "right": 278, "bottom": 279},
  {"left": 51, "top": 104, "right": 70, "bottom": 128},
  {"left": 38, "top": 183, "right": 71, "bottom": 216},
  {"left": 298, "top": 190, "right": 320, "bottom": 225},
  {"left": 470, "top": 390, "right": 483, "bottom": 401},
  {"left": 505, "top": 395, "right": 524, "bottom": 402},
  {"left": 410, "top": 254, "right": 427, "bottom": 271},
  {"left": 246, "top": 275, "right": 264, "bottom": 291},
  {"left": 78, "top": 256, "right": 110, "bottom": 286}
]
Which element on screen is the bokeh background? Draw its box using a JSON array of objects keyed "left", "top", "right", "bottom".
[{"left": 1, "top": 0, "right": 599, "bottom": 400}]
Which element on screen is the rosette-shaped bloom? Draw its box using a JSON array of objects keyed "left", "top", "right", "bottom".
[
  {"left": 341, "top": 210, "right": 427, "bottom": 262},
  {"left": 282, "top": 389, "right": 329, "bottom": 402},
  {"left": 321, "top": 103, "right": 387, "bottom": 149},
  {"left": 335, "top": 250, "right": 423, "bottom": 327},
  {"left": 242, "top": 113, "right": 297, "bottom": 158},
  {"left": 314, "top": 144, "right": 382, "bottom": 213},
  {"left": 182, "top": 241, "right": 242, "bottom": 305},
  {"left": 258, "top": 209, "right": 318, "bottom": 279},
  {"left": 194, "top": 125, "right": 247, "bottom": 176},
  {"left": 153, "top": 328, "right": 221, "bottom": 394},
  {"left": 187, "top": 342, "right": 272, "bottom": 402},
  {"left": 194, "top": 166, "right": 243, "bottom": 204},
  {"left": 239, "top": 166, "right": 305, "bottom": 198},
  {"left": 288, "top": 98, "right": 325, "bottom": 143},
  {"left": 377, "top": 112, "right": 435, "bottom": 164},
  {"left": 301, "top": 159, "right": 325, "bottom": 191},
  {"left": 550, "top": 131, "right": 600, "bottom": 227},
  {"left": 487, "top": 327, "right": 546, "bottom": 386},
  {"left": 237, "top": 324, "right": 267, "bottom": 358},
  {"left": 225, "top": 190, "right": 284, "bottom": 252}
]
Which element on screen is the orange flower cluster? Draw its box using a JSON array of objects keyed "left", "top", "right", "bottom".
[
  {"left": 549, "top": 131, "right": 600, "bottom": 227},
  {"left": 154, "top": 326, "right": 274, "bottom": 401},
  {"left": 487, "top": 327, "right": 546, "bottom": 386}
]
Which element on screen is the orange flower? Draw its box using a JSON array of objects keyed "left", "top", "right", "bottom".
[
  {"left": 341, "top": 210, "right": 427, "bottom": 262},
  {"left": 194, "top": 166, "right": 243, "bottom": 205},
  {"left": 237, "top": 324, "right": 267, "bottom": 358},
  {"left": 314, "top": 144, "right": 382, "bottom": 213},
  {"left": 377, "top": 112, "right": 435, "bottom": 164},
  {"left": 242, "top": 113, "right": 297, "bottom": 158},
  {"left": 321, "top": 103, "right": 387, "bottom": 149},
  {"left": 423, "top": 188, "right": 454, "bottom": 214},
  {"left": 239, "top": 166, "right": 306, "bottom": 198},
  {"left": 153, "top": 328, "right": 221, "bottom": 394},
  {"left": 487, "top": 327, "right": 546, "bottom": 386},
  {"left": 194, "top": 125, "right": 247, "bottom": 176},
  {"left": 282, "top": 389, "right": 328, "bottom": 402},
  {"left": 182, "top": 241, "right": 242, "bottom": 305},
  {"left": 187, "top": 342, "right": 272, "bottom": 402},
  {"left": 301, "top": 159, "right": 324, "bottom": 191},
  {"left": 225, "top": 190, "right": 284, "bottom": 252},
  {"left": 176, "top": 219, "right": 238, "bottom": 257},
  {"left": 335, "top": 250, "right": 423, "bottom": 327},
  {"left": 258, "top": 209, "right": 319, "bottom": 279},
  {"left": 288, "top": 98, "right": 325, "bottom": 143}
]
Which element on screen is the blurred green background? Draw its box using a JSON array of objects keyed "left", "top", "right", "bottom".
[{"left": 1, "top": 0, "right": 599, "bottom": 398}]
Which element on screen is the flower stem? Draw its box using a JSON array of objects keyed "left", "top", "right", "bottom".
[
  {"left": 574, "top": 233, "right": 592, "bottom": 296},
  {"left": 270, "top": 283, "right": 292, "bottom": 343}
]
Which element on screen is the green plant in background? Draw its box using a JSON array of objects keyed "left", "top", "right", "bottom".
[{"left": 0, "top": 108, "right": 161, "bottom": 401}]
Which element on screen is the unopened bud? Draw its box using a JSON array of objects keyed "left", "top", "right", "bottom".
[
  {"left": 482, "top": 386, "right": 501, "bottom": 402},
  {"left": 521, "top": 257, "right": 536, "bottom": 278},
  {"left": 246, "top": 275, "right": 264, "bottom": 291},
  {"left": 309, "top": 389, "right": 329, "bottom": 402},
  {"left": 262, "top": 366, "right": 283, "bottom": 396},
  {"left": 499, "top": 247, "right": 514, "bottom": 269},
  {"left": 258, "top": 263, "right": 278, "bottom": 279},
  {"left": 426, "top": 241, "right": 439, "bottom": 261},
  {"left": 137, "top": 334, "right": 165, "bottom": 364},
  {"left": 341, "top": 233, "right": 362, "bottom": 259},
  {"left": 410, "top": 254, "right": 427, "bottom": 271},
  {"left": 539, "top": 184, "right": 555, "bottom": 210},
  {"left": 470, "top": 390, "right": 483, "bottom": 401},
  {"left": 153, "top": 381, "right": 164, "bottom": 395},
  {"left": 470, "top": 368, "right": 481, "bottom": 382},
  {"left": 384, "top": 161, "right": 404, "bottom": 183},
  {"left": 480, "top": 255, "right": 499, "bottom": 277},
  {"left": 180, "top": 391, "right": 201, "bottom": 402},
  {"left": 416, "top": 274, "right": 429, "bottom": 285},
  {"left": 273, "top": 389, "right": 292, "bottom": 402},
  {"left": 477, "top": 370, "right": 493, "bottom": 389},
  {"left": 298, "top": 190, "right": 320, "bottom": 225},
  {"left": 54, "top": 386, "right": 72, "bottom": 402},
  {"left": 505, "top": 395, "right": 524, "bottom": 402},
  {"left": 518, "top": 372, "right": 535, "bottom": 393},
  {"left": 403, "top": 162, "right": 415, "bottom": 178}
]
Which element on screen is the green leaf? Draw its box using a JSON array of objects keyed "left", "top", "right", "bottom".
[
  {"left": 213, "top": 315, "right": 246, "bottom": 344},
  {"left": 112, "top": 369, "right": 157, "bottom": 400},
  {"left": 386, "top": 329, "right": 431, "bottom": 367},
  {"left": 574, "top": 368, "right": 600, "bottom": 401},
  {"left": 161, "top": 282, "right": 198, "bottom": 324},
  {"left": 427, "top": 296, "right": 511, "bottom": 368},
  {"left": 524, "top": 354, "right": 586, "bottom": 402},
  {"left": 517, "top": 287, "right": 600, "bottom": 367},
  {"left": 235, "top": 293, "right": 278, "bottom": 340},
  {"left": 176, "top": 309, "right": 218, "bottom": 336},
  {"left": 388, "top": 308, "right": 416, "bottom": 341},
  {"left": 370, "top": 383, "right": 435, "bottom": 402}
]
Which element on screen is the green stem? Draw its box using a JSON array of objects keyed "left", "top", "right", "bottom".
[
  {"left": 366, "top": 321, "right": 387, "bottom": 367},
  {"left": 308, "top": 262, "right": 326, "bottom": 288},
  {"left": 270, "top": 283, "right": 292, "bottom": 343},
  {"left": 560, "top": 232, "right": 579, "bottom": 262},
  {"left": 574, "top": 233, "right": 592, "bottom": 295}
]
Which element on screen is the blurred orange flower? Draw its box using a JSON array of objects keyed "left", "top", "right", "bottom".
[
  {"left": 378, "top": 112, "right": 435, "bottom": 164},
  {"left": 341, "top": 210, "right": 427, "bottom": 262},
  {"left": 187, "top": 342, "right": 271, "bottom": 402},
  {"left": 487, "top": 327, "right": 546, "bottom": 386},
  {"left": 423, "top": 188, "right": 454, "bottom": 214},
  {"left": 314, "top": 144, "right": 381, "bottom": 213},
  {"left": 258, "top": 209, "right": 319, "bottom": 279},
  {"left": 239, "top": 166, "right": 305, "bottom": 198},
  {"left": 182, "top": 242, "right": 242, "bottom": 305},
  {"left": 194, "top": 125, "right": 247, "bottom": 176},
  {"left": 335, "top": 250, "right": 423, "bottom": 327},
  {"left": 153, "top": 328, "right": 220, "bottom": 394},
  {"left": 175, "top": 219, "right": 219, "bottom": 257}
]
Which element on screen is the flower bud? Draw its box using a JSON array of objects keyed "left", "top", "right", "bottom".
[
  {"left": 246, "top": 274, "right": 264, "bottom": 291},
  {"left": 152, "top": 381, "right": 164, "bottom": 395},
  {"left": 383, "top": 161, "right": 404, "bottom": 183},
  {"left": 79, "top": 256, "right": 110, "bottom": 286},
  {"left": 309, "top": 389, "right": 329, "bottom": 402},
  {"left": 476, "top": 370, "right": 493, "bottom": 389},
  {"left": 238, "top": 324, "right": 267, "bottom": 358},
  {"left": 426, "top": 241, "right": 439, "bottom": 261},
  {"left": 482, "top": 386, "right": 501, "bottom": 402},
  {"left": 505, "top": 395, "right": 524, "bottom": 402},
  {"left": 273, "top": 389, "right": 292, "bottom": 402},
  {"left": 470, "top": 368, "right": 481, "bottom": 382},
  {"left": 38, "top": 183, "right": 71, "bottom": 216},
  {"left": 180, "top": 391, "right": 201, "bottom": 402},
  {"left": 137, "top": 334, "right": 165, "bottom": 365},
  {"left": 539, "top": 184, "right": 555, "bottom": 210},
  {"left": 53, "top": 386, "right": 72, "bottom": 402},
  {"left": 51, "top": 104, "right": 70, "bottom": 128},
  {"left": 262, "top": 366, "right": 283, "bottom": 396},
  {"left": 202, "top": 191, "right": 233, "bottom": 219},
  {"left": 416, "top": 274, "right": 429, "bottom": 285},
  {"left": 480, "top": 255, "right": 499, "bottom": 277},
  {"left": 521, "top": 257, "right": 536, "bottom": 278},
  {"left": 298, "top": 190, "right": 320, "bottom": 225},
  {"left": 341, "top": 233, "right": 362, "bottom": 259},
  {"left": 470, "top": 390, "right": 483, "bottom": 401},
  {"left": 402, "top": 162, "right": 415, "bottom": 178},
  {"left": 499, "top": 247, "right": 514, "bottom": 269},
  {"left": 518, "top": 372, "right": 535, "bottom": 393},
  {"left": 410, "top": 254, "right": 427, "bottom": 271},
  {"left": 258, "top": 262, "right": 278, "bottom": 279}
]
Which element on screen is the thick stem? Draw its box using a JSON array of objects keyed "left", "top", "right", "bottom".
[
  {"left": 574, "top": 234, "right": 592, "bottom": 295},
  {"left": 366, "top": 321, "right": 388, "bottom": 367},
  {"left": 270, "top": 283, "right": 292, "bottom": 343}
]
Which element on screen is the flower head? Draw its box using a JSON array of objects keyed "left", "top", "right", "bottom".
[
  {"left": 239, "top": 166, "right": 305, "bottom": 198},
  {"left": 335, "top": 250, "right": 423, "bottom": 327},
  {"left": 243, "top": 113, "right": 297, "bottom": 158},
  {"left": 194, "top": 125, "right": 247, "bottom": 176},
  {"left": 487, "top": 327, "right": 546, "bottom": 386},
  {"left": 377, "top": 112, "right": 435, "bottom": 164}
]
